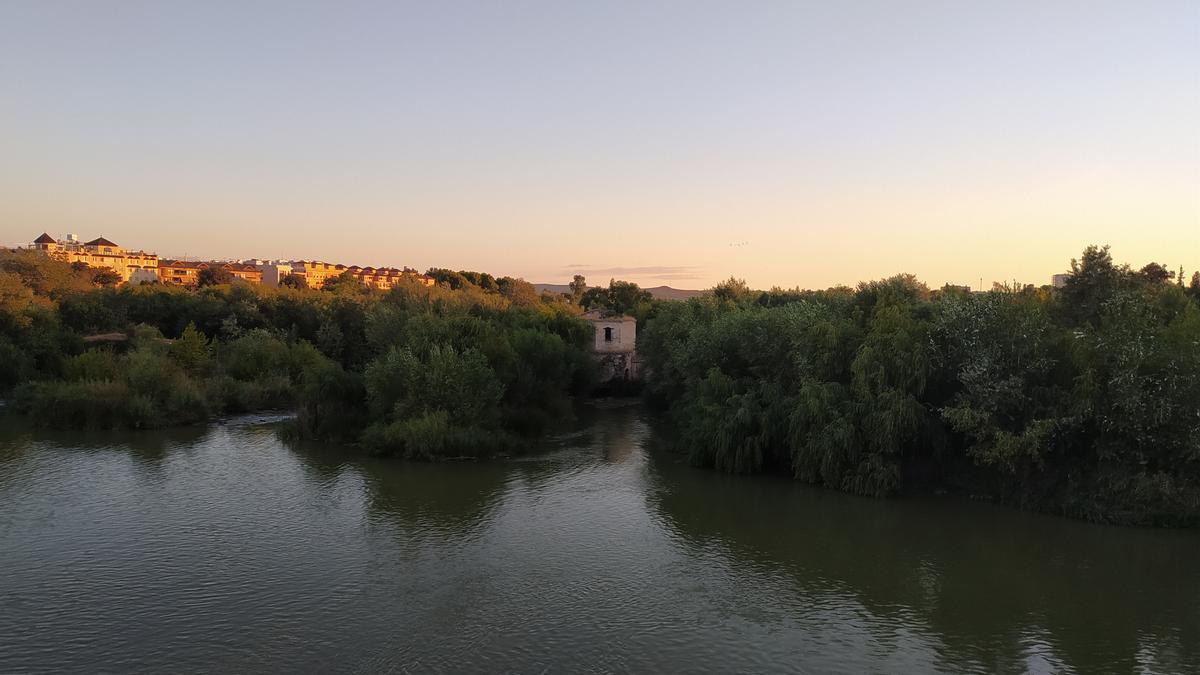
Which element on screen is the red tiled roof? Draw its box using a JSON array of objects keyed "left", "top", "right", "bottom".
[
  {"left": 34, "top": 232, "right": 56, "bottom": 244},
  {"left": 85, "top": 236, "right": 119, "bottom": 247}
]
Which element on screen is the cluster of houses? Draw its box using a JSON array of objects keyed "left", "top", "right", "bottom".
[
  {"left": 28, "top": 231, "right": 639, "bottom": 383},
  {"left": 29, "top": 233, "right": 434, "bottom": 290}
]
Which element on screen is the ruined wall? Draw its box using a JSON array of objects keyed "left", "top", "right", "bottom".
[{"left": 595, "top": 351, "right": 639, "bottom": 382}]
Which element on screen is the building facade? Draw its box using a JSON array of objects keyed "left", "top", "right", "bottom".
[
  {"left": 343, "top": 265, "right": 435, "bottom": 290},
  {"left": 29, "top": 233, "right": 430, "bottom": 290},
  {"left": 158, "top": 260, "right": 206, "bottom": 285},
  {"left": 250, "top": 261, "right": 296, "bottom": 287},
  {"left": 225, "top": 263, "right": 263, "bottom": 284},
  {"left": 158, "top": 260, "right": 264, "bottom": 286},
  {"left": 289, "top": 261, "right": 341, "bottom": 289},
  {"left": 266, "top": 261, "right": 435, "bottom": 289},
  {"left": 32, "top": 233, "right": 159, "bottom": 282},
  {"left": 582, "top": 310, "right": 639, "bottom": 381}
]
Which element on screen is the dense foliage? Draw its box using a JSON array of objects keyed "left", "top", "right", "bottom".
[
  {"left": 640, "top": 247, "right": 1200, "bottom": 525},
  {"left": 0, "top": 250, "right": 594, "bottom": 458}
]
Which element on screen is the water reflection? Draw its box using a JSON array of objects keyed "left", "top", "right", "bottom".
[
  {"left": 284, "top": 433, "right": 511, "bottom": 544},
  {"left": 644, "top": 419, "right": 1200, "bottom": 673},
  {"left": 0, "top": 407, "right": 1197, "bottom": 674}
]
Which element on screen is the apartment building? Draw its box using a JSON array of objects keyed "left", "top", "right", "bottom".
[{"left": 32, "top": 233, "right": 159, "bottom": 282}]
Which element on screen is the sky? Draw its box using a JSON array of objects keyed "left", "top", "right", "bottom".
[{"left": 1, "top": 1, "right": 1197, "bottom": 289}]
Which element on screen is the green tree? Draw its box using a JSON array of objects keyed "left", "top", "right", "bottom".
[
  {"left": 1138, "top": 262, "right": 1172, "bottom": 285},
  {"left": 1061, "top": 245, "right": 1128, "bottom": 326},
  {"left": 170, "top": 322, "right": 211, "bottom": 373},
  {"left": 0, "top": 249, "right": 94, "bottom": 296},
  {"left": 498, "top": 277, "right": 539, "bottom": 307},
  {"left": 711, "top": 277, "right": 756, "bottom": 304},
  {"left": 0, "top": 270, "right": 46, "bottom": 330},
  {"left": 197, "top": 266, "right": 234, "bottom": 287},
  {"left": 280, "top": 273, "right": 308, "bottom": 290},
  {"left": 92, "top": 268, "right": 123, "bottom": 287},
  {"left": 568, "top": 275, "right": 587, "bottom": 304},
  {"left": 581, "top": 279, "right": 652, "bottom": 315},
  {"left": 322, "top": 271, "right": 368, "bottom": 295}
]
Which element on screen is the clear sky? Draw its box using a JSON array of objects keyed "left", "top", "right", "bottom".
[{"left": 2, "top": 1, "right": 1197, "bottom": 289}]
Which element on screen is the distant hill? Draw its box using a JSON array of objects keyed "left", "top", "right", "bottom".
[{"left": 534, "top": 284, "right": 706, "bottom": 301}]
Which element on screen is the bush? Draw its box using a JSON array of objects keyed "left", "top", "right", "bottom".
[
  {"left": 361, "top": 411, "right": 509, "bottom": 460},
  {"left": 16, "top": 379, "right": 131, "bottom": 429},
  {"left": 62, "top": 349, "right": 120, "bottom": 382}
]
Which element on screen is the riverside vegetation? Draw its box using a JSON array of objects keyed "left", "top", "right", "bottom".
[
  {"left": 639, "top": 247, "right": 1200, "bottom": 525},
  {"left": 4, "top": 245, "right": 1200, "bottom": 524},
  {"left": 0, "top": 250, "right": 595, "bottom": 458}
]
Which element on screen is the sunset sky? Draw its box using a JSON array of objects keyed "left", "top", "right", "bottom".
[{"left": 2, "top": 1, "right": 1197, "bottom": 289}]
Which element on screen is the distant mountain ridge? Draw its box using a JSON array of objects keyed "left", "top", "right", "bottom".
[{"left": 534, "top": 283, "right": 706, "bottom": 301}]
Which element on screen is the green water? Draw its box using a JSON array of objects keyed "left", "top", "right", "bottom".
[{"left": 0, "top": 405, "right": 1196, "bottom": 673}]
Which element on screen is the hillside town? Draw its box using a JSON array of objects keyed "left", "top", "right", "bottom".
[{"left": 26, "top": 232, "right": 435, "bottom": 289}]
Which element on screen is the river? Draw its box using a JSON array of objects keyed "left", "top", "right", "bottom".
[{"left": 1, "top": 404, "right": 1197, "bottom": 673}]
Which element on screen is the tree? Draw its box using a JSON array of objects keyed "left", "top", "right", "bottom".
[
  {"left": 91, "top": 268, "right": 123, "bottom": 287},
  {"left": 426, "top": 268, "right": 469, "bottom": 290},
  {"left": 1138, "top": 262, "right": 1172, "bottom": 285},
  {"left": 322, "top": 271, "right": 368, "bottom": 295},
  {"left": 170, "top": 322, "right": 211, "bottom": 373},
  {"left": 0, "top": 270, "right": 46, "bottom": 330},
  {"left": 280, "top": 273, "right": 308, "bottom": 290},
  {"left": 0, "top": 249, "right": 94, "bottom": 296},
  {"left": 568, "top": 275, "right": 587, "bottom": 304},
  {"left": 197, "top": 266, "right": 233, "bottom": 287},
  {"left": 711, "top": 277, "right": 756, "bottom": 304},
  {"left": 460, "top": 271, "right": 498, "bottom": 291},
  {"left": 1062, "top": 245, "right": 1126, "bottom": 326},
  {"left": 498, "top": 277, "right": 539, "bottom": 306},
  {"left": 581, "top": 279, "right": 652, "bottom": 315},
  {"left": 1190, "top": 271, "right": 1200, "bottom": 300}
]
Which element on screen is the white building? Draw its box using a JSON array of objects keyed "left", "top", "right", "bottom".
[
  {"left": 251, "top": 261, "right": 299, "bottom": 287},
  {"left": 582, "top": 310, "right": 639, "bottom": 381}
]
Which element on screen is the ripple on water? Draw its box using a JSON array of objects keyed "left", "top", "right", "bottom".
[{"left": 1, "top": 411, "right": 1198, "bottom": 674}]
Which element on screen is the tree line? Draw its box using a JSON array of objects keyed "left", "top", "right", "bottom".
[
  {"left": 6, "top": 244, "right": 1200, "bottom": 524},
  {"left": 0, "top": 249, "right": 595, "bottom": 458},
  {"left": 638, "top": 246, "right": 1200, "bottom": 525}
]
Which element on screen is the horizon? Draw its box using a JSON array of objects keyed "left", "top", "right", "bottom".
[
  {"left": 8, "top": 228, "right": 1175, "bottom": 292},
  {"left": 2, "top": 1, "right": 1197, "bottom": 289}
]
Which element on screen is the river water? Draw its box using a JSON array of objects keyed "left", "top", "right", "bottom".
[{"left": 1, "top": 404, "right": 1197, "bottom": 674}]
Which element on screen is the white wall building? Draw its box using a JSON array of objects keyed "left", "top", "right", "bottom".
[{"left": 582, "top": 310, "right": 639, "bottom": 381}]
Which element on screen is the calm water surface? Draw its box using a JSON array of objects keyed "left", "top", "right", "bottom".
[{"left": 1, "top": 405, "right": 1197, "bottom": 674}]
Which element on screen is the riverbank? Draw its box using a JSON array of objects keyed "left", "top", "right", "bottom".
[{"left": 637, "top": 253, "right": 1200, "bottom": 528}]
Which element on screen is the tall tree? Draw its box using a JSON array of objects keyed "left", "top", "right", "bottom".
[
  {"left": 1062, "top": 245, "right": 1125, "bottom": 326},
  {"left": 569, "top": 275, "right": 587, "bottom": 304},
  {"left": 1138, "top": 262, "right": 1172, "bottom": 285}
]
